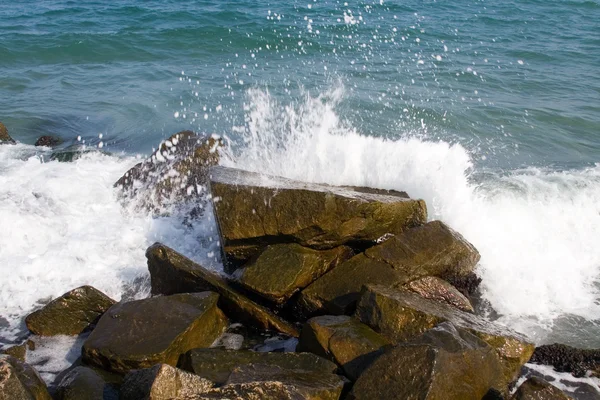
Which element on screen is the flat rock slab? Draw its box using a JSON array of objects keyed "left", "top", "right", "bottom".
[
  {"left": 0, "top": 355, "right": 51, "bottom": 400},
  {"left": 237, "top": 244, "right": 353, "bottom": 305},
  {"left": 405, "top": 276, "right": 474, "bottom": 313},
  {"left": 511, "top": 377, "right": 573, "bottom": 400},
  {"left": 121, "top": 364, "right": 213, "bottom": 400},
  {"left": 25, "top": 285, "right": 116, "bottom": 336},
  {"left": 355, "top": 285, "right": 535, "bottom": 393},
  {"left": 146, "top": 243, "right": 299, "bottom": 337},
  {"left": 297, "top": 315, "right": 391, "bottom": 381},
  {"left": 209, "top": 166, "right": 427, "bottom": 268},
  {"left": 82, "top": 292, "right": 228, "bottom": 374},
  {"left": 178, "top": 348, "right": 337, "bottom": 386}
]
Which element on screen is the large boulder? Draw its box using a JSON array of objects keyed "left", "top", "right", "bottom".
[
  {"left": 0, "top": 122, "right": 15, "bottom": 144},
  {"left": 529, "top": 343, "right": 600, "bottom": 378},
  {"left": 0, "top": 355, "right": 51, "bottom": 400},
  {"left": 351, "top": 323, "right": 503, "bottom": 400},
  {"left": 178, "top": 348, "right": 337, "bottom": 386},
  {"left": 297, "top": 315, "right": 391, "bottom": 381},
  {"left": 120, "top": 364, "right": 213, "bottom": 400},
  {"left": 54, "top": 366, "right": 119, "bottom": 400},
  {"left": 237, "top": 244, "right": 353, "bottom": 305},
  {"left": 25, "top": 286, "right": 116, "bottom": 336},
  {"left": 82, "top": 292, "right": 228, "bottom": 374},
  {"left": 209, "top": 166, "right": 427, "bottom": 269},
  {"left": 115, "top": 131, "right": 221, "bottom": 211},
  {"left": 405, "top": 276, "right": 474, "bottom": 313},
  {"left": 511, "top": 377, "right": 573, "bottom": 400},
  {"left": 146, "top": 243, "right": 299, "bottom": 337},
  {"left": 355, "top": 285, "right": 535, "bottom": 392}
]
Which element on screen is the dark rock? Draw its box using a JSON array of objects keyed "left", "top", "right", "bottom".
[
  {"left": 405, "top": 276, "right": 474, "bottom": 313},
  {"left": 25, "top": 286, "right": 116, "bottom": 336},
  {"left": 529, "top": 343, "right": 600, "bottom": 378},
  {"left": 183, "top": 381, "right": 324, "bottom": 399},
  {"left": 511, "top": 377, "right": 573, "bottom": 400},
  {"left": 0, "top": 354, "right": 51, "bottom": 400},
  {"left": 54, "top": 366, "right": 118, "bottom": 400},
  {"left": 351, "top": 323, "right": 503, "bottom": 400},
  {"left": 82, "top": 292, "right": 228, "bottom": 374},
  {"left": 209, "top": 166, "right": 427, "bottom": 269},
  {"left": 238, "top": 244, "right": 353, "bottom": 305},
  {"left": 297, "top": 315, "right": 391, "bottom": 381},
  {"left": 444, "top": 272, "right": 482, "bottom": 299},
  {"left": 120, "top": 364, "right": 213, "bottom": 400},
  {"left": 355, "top": 285, "right": 535, "bottom": 393},
  {"left": 0, "top": 122, "right": 15, "bottom": 144},
  {"left": 146, "top": 243, "right": 299, "bottom": 337},
  {"left": 48, "top": 147, "right": 100, "bottom": 162},
  {"left": 34, "top": 136, "right": 61, "bottom": 147},
  {"left": 178, "top": 348, "right": 337, "bottom": 386}
]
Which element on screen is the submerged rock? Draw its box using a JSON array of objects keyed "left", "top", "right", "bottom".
[
  {"left": 351, "top": 323, "right": 503, "bottom": 400},
  {"left": 405, "top": 276, "right": 474, "bottom": 313},
  {"left": 82, "top": 292, "right": 228, "bottom": 374},
  {"left": 529, "top": 343, "right": 600, "bottom": 378},
  {"left": 0, "top": 355, "right": 51, "bottom": 400},
  {"left": 0, "top": 122, "right": 15, "bottom": 144},
  {"left": 511, "top": 377, "right": 573, "bottom": 400},
  {"left": 25, "top": 286, "right": 116, "bottom": 336},
  {"left": 55, "top": 366, "right": 119, "bottom": 400},
  {"left": 297, "top": 315, "right": 391, "bottom": 381},
  {"left": 146, "top": 243, "right": 299, "bottom": 337},
  {"left": 209, "top": 166, "right": 427, "bottom": 270},
  {"left": 34, "top": 136, "right": 61, "bottom": 147},
  {"left": 237, "top": 244, "right": 353, "bottom": 305},
  {"left": 355, "top": 285, "right": 534, "bottom": 393}
]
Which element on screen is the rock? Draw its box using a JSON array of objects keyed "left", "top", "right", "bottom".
[
  {"left": 529, "top": 343, "right": 600, "bottom": 378},
  {"left": 82, "top": 292, "right": 228, "bottom": 374},
  {"left": 25, "top": 286, "right": 116, "bottom": 336},
  {"left": 48, "top": 147, "right": 101, "bottom": 162},
  {"left": 297, "top": 315, "right": 391, "bottom": 381},
  {"left": 34, "top": 136, "right": 61, "bottom": 147},
  {"left": 0, "top": 122, "right": 15, "bottom": 144},
  {"left": 209, "top": 166, "right": 427, "bottom": 269},
  {"left": 0, "top": 355, "right": 51, "bottom": 400},
  {"left": 351, "top": 323, "right": 503, "bottom": 400},
  {"left": 115, "top": 131, "right": 221, "bottom": 211},
  {"left": 178, "top": 348, "right": 337, "bottom": 386},
  {"left": 237, "top": 244, "right": 353, "bottom": 305},
  {"left": 511, "top": 377, "right": 573, "bottom": 400},
  {"left": 183, "top": 381, "right": 325, "bottom": 400},
  {"left": 355, "top": 285, "right": 535, "bottom": 392},
  {"left": 405, "top": 276, "right": 474, "bottom": 313},
  {"left": 55, "top": 366, "right": 118, "bottom": 400},
  {"left": 0, "top": 342, "right": 30, "bottom": 362},
  {"left": 146, "top": 243, "right": 299, "bottom": 337},
  {"left": 120, "top": 363, "right": 213, "bottom": 400}
]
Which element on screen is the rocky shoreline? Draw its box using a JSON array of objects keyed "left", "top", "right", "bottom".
[{"left": 0, "top": 126, "right": 596, "bottom": 399}]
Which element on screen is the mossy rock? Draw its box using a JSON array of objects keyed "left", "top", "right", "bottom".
[
  {"left": 146, "top": 243, "right": 299, "bottom": 337},
  {"left": 82, "top": 292, "right": 228, "bottom": 374},
  {"left": 55, "top": 366, "right": 119, "bottom": 400},
  {"left": 405, "top": 276, "right": 474, "bottom": 313},
  {"left": 511, "top": 377, "right": 573, "bottom": 400},
  {"left": 0, "top": 122, "right": 15, "bottom": 144},
  {"left": 297, "top": 315, "right": 391, "bottom": 381},
  {"left": 25, "top": 285, "right": 116, "bottom": 336},
  {"left": 237, "top": 244, "right": 353, "bottom": 305},
  {"left": 0, "top": 355, "right": 51, "bottom": 400},
  {"left": 209, "top": 166, "right": 427, "bottom": 270}
]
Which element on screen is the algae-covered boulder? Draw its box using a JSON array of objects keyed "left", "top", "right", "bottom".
[
  {"left": 238, "top": 244, "right": 353, "bottom": 304},
  {"left": 511, "top": 377, "right": 573, "bottom": 400},
  {"left": 297, "top": 315, "right": 390, "bottom": 381},
  {"left": 351, "top": 323, "right": 503, "bottom": 400},
  {"left": 405, "top": 276, "right": 474, "bottom": 313},
  {"left": 25, "top": 286, "right": 116, "bottom": 336},
  {"left": 355, "top": 285, "right": 535, "bottom": 392},
  {"left": 115, "top": 131, "right": 222, "bottom": 211},
  {"left": 146, "top": 243, "right": 299, "bottom": 337},
  {"left": 529, "top": 343, "right": 600, "bottom": 378},
  {"left": 120, "top": 364, "right": 213, "bottom": 400},
  {"left": 0, "top": 355, "right": 51, "bottom": 400},
  {"left": 82, "top": 292, "right": 228, "bottom": 374},
  {"left": 209, "top": 166, "right": 427, "bottom": 269},
  {"left": 0, "top": 122, "right": 15, "bottom": 144},
  {"left": 55, "top": 366, "right": 119, "bottom": 400},
  {"left": 178, "top": 348, "right": 337, "bottom": 386}
]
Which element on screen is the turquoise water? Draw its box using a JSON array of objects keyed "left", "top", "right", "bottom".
[{"left": 2, "top": 0, "right": 600, "bottom": 351}]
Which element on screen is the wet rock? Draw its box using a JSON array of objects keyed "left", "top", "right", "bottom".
[
  {"left": 238, "top": 244, "right": 353, "bottom": 305},
  {"left": 529, "top": 343, "right": 600, "bottom": 378},
  {"left": 511, "top": 377, "right": 573, "bottom": 400},
  {"left": 55, "top": 366, "right": 118, "bottom": 400},
  {"left": 82, "top": 292, "right": 228, "bottom": 374},
  {"left": 0, "top": 122, "right": 15, "bottom": 144},
  {"left": 120, "top": 363, "right": 213, "bottom": 400},
  {"left": 0, "top": 341, "right": 34, "bottom": 362},
  {"left": 0, "top": 355, "right": 51, "bottom": 400},
  {"left": 34, "top": 136, "right": 61, "bottom": 147},
  {"left": 444, "top": 272, "right": 482, "bottom": 299},
  {"left": 146, "top": 243, "right": 299, "bottom": 337},
  {"left": 115, "top": 131, "right": 221, "bottom": 211},
  {"left": 209, "top": 166, "right": 427, "bottom": 269},
  {"left": 355, "top": 285, "right": 535, "bottom": 392},
  {"left": 405, "top": 276, "right": 474, "bottom": 312},
  {"left": 178, "top": 348, "right": 337, "bottom": 386},
  {"left": 185, "top": 381, "right": 324, "bottom": 400},
  {"left": 25, "top": 286, "right": 116, "bottom": 336},
  {"left": 48, "top": 147, "right": 100, "bottom": 162},
  {"left": 352, "top": 323, "right": 502, "bottom": 400},
  {"left": 297, "top": 315, "right": 390, "bottom": 381}
]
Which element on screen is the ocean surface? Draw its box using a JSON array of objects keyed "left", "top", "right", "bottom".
[{"left": 1, "top": 0, "right": 600, "bottom": 359}]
